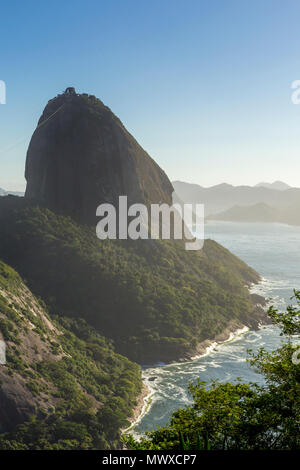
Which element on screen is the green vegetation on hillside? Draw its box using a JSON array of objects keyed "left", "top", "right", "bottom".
[
  {"left": 0, "top": 196, "right": 263, "bottom": 362},
  {"left": 125, "top": 292, "right": 300, "bottom": 450},
  {"left": 0, "top": 260, "right": 141, "bottom": 449}
]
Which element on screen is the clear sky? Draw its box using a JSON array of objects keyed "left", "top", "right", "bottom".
[{"left": 1, "top": 0, "right": 300, "bottom": 191}]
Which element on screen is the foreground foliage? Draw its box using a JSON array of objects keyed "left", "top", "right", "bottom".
[{"left": 125, "top": 292, "right": 300, "bottom": 450}]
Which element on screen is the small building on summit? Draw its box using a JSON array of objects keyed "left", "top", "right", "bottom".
[{"left": 64, "top": 87, "right": 76, "bottom": 95}]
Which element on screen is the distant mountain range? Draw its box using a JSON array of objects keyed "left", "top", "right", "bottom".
[
  {"left": 173, "top": 181, "right": 300, "bottom": 225},
  {"left": 255, "top": 181, "right": 291, "bottom": 191},
  {"left": 0, "top": 188, "right": 24, "bottom": 197}
]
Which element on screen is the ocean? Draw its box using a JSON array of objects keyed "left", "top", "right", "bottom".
[{"left": 134, "top": 221, "right": 300, "bottom": 436}]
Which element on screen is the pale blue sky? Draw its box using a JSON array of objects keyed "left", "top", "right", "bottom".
[{"left": 1, "top": 0, "right": 300, "bottom": 191}]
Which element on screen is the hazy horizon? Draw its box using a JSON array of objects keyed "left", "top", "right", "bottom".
[{"left": 1, "top": 179, "right": 298, "bottom": 193}]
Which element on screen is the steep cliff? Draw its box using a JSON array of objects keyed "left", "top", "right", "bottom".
[{"left": 25, "top": 91, "right": 173, "bottom": 224}]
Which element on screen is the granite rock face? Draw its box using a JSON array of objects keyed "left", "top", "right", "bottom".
[{"left": 25, "top": 92, "right": 173, "bottom": 224}]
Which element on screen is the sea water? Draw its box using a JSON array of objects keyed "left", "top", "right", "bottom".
[{"left": 134, "top": 221, "right": 300, "bottom": 435}]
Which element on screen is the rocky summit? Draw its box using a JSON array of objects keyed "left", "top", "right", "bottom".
[{"left": 25, "top": 89, "right": 173, "bottom": 224}]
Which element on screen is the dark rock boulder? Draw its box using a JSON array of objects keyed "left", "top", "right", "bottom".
[
  {"left": 0, "top": 372, "right": 39, "bottom": 432},
  {"left": 25, "top": 92, "right": 173, "bottom": 224}
]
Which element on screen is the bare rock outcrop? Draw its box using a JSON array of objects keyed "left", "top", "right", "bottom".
[{"left": 25, "top": 90, "right": 173, "bottom": 224}]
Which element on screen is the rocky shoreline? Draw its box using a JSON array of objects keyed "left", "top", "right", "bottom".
[
  {"left": 123, "top": 384, "right": 153, "bottom": 434},
  {"left": 179, "top": 290, "right": 269, "bottom": 362}
]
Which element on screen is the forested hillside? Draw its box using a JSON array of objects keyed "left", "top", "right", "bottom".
[
  {"left": 0, "top": 196, "right": 266, "bottom": 363},
  {"left": 0, "top": 259, "right": 141, "bottom": 449}
]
